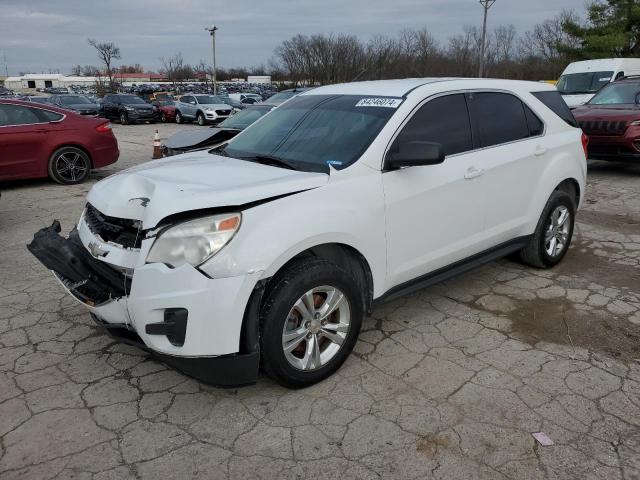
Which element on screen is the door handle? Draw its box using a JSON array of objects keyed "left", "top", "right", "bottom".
[
  {"left": 464, "top": 166, "right": 485, "bottom": 180},
  {"left": 534, "top": 146, "right": 548, "bottom": 156}
]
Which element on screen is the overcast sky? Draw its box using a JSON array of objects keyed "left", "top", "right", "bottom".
[{"left": 0, "top": 0, "right": 587, "bottom": 75}]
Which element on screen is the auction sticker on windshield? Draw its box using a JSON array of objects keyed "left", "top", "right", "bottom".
[{"left": 355, "top": 98, "right": 403, "bottom": 108}]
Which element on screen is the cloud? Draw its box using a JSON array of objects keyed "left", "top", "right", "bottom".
[{"left": 0, "top": 0, "right": 586, "bottom": 74}]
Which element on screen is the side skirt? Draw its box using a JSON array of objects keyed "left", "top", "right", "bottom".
[{"left": 374, "top": 236, "right": 530, "bottom": 305}]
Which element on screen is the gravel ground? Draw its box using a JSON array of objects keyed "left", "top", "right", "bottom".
[{"left": 1, "top": 122, "right": 639, "bottom": 480}]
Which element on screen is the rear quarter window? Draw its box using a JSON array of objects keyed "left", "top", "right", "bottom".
[{"left": 532, "top": 91, "right": 578, "bottom": 127}]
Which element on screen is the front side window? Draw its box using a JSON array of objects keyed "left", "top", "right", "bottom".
[
  {"left": 468, "top": 92, "right": 529, "bottom": 147},
  {"left": 588, "top": 82, "right": 640, "bottom": 105},
  {"left": 222, "top": 95, "right": 398, "bottom": 172},
  {"left": 557, "top": 71, "right": 614, "bottom": 95},
  {"left": 391, "top": 93, "right": 473, "bottom": 157}
]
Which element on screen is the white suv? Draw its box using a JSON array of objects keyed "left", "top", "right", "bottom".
[{"left": 29, "top": 79, "right": 587, "bottom": 388}]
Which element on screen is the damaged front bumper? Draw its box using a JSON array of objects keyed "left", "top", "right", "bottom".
[
  {"left": 27, "top": 220, "right": 260, "bottom": 387},
  {"left": 27, "top": 220, "right": 129, "bottom": 306}
]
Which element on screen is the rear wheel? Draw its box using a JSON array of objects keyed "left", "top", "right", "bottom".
[
  {"left": 260, "top": 259, "right": 363, "bottom": 388},
  {"left": 520, "top": 190, "right": 576, "bottom": 268},
  {"left": 196, "top": 112, "right": 206, "bottom": 126},
  {"left": 48, "top": 147, "right": 91, "bottom": 185}
]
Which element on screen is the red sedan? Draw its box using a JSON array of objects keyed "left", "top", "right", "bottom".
[
  {"left": 0, "top": 99, "right": 119, "bottom": 184},
  {"left": 152, "top": 99, "right": 177, "bottom": 123}
]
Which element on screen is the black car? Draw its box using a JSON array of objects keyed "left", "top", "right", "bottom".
[
  {"left": 163, "top": 104, "right": 275, "bottom": 156},
  {"left": 49, "top": 94, "right": 100, "bottom": 116},
  {"left": 100, "top": 94, "right": 157, "bottom": 125}
]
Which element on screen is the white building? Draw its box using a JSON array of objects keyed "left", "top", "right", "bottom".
[
  {"left": 247, "top": 75, "right": 272, "bottom": 85},
  {"left": 4, "top": 74, "right": 98, "bottom": 90}
]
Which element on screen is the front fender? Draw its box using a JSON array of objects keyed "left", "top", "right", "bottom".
[{"left": 199, "top": 166, "right": 388, "bottom": 297}]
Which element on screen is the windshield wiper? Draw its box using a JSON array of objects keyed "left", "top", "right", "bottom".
[{"left": 239, "top": 154, "right": 300, "bottom": 171}]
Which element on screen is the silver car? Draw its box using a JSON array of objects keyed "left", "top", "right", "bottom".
[{"left": 174, "top": 94, "right": 233, "bottom": 125}]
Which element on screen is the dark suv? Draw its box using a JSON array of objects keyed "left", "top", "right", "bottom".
[
  {"left": 100, "top": 94, "right": 157, "bottom": 125},
  {"left": 573, "top": 78, "right": 640, "bottom": 160}
]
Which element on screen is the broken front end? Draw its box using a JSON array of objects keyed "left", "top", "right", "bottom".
[{"left": 27, "top": 205, "right": 260, "bottom": 386}]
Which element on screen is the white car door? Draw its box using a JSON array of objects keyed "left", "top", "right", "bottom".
[
  {"left": 382, "top": 93, "right": 487, "bottom": 289},
  {"left": 465, "top": 91, "right": 547, "bottom": 247}
]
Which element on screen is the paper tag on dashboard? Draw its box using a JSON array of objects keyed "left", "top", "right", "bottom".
[{"left": 355, "top": 98, "right": 402, "bottom": 108}]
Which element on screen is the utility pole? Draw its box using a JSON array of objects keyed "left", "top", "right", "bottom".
[
  {"left": 205, "top": 26, "right": 218, "bottom": 94},
  {"left": 478, "top": 0, "right": 496, "bottom": 78}
]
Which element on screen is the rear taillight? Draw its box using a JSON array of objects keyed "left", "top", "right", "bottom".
[
  {"left": 581, "top": 132, "right": 589, "bottom": 158},
  {"left": 96, "top": 122, "right": 112, "bottom": 133}
]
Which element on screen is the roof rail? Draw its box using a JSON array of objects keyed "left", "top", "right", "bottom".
[{"left": 617, "top": 75, "right": 640, "bottom": 81}]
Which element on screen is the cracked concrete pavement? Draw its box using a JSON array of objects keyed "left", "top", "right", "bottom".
[{"left": 1, "top": 123, "right": 639, "bottom": 479}]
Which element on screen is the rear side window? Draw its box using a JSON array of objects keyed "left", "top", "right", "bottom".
[
  {"left": 393, "top": 93, "right": 473, "bottom": 156},
  {"left": 0, "top": 104, "right": 45, "bottom": 126},
  {"left": 36, "top": 109, "right": 63, "bottom": 122},
  {"left": 532, "top": 91, "right": 578, "bottom": 127},
  {"left": 468, "top": 92, "right": 529, "bottom": 147},
  {"left": 523, "top": 104, "right": 544, "bottom": 136}
]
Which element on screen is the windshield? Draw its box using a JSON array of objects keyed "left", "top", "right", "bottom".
[
  {"left": 222, "top": 94, "right": 399, "bottom": 172},
  {"left": 588, "top": 82, "right": 640, "bottom": 105},
  {"left": 59, "top": 95, "right": 92, "bottom": 105},
  {"left": 196, "top": 95, "right": 226, "bottom": 104},
  {"left": 219, "top": 106, "right": 272, "bottom": 130},
  {"left": 557, "top": 71, "right": 614, "bottom": 95},
  {"left": 119, "top": 95, "right": 147, "bottom": 104},
  {"left": 156, "top": 99, "right": 175, "bottom": 106}
]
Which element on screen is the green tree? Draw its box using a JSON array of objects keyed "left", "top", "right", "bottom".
[{"left": 562, "top": 0, "right": 640, "bottom": 58}]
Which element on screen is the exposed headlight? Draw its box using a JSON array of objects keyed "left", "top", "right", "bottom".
[
  {"left": 630, "top": 120, "right": 640, "bottom": 126},
  {"left": 125, "top": 106, "right": 135, "bottom": 111},
  {"left": 146, "top": 213, "right": 241, "bottom": 268}
]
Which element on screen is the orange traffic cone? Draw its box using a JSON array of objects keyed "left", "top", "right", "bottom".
[{"left": 152, "top": 130, "right": 162, "bottom": 159}]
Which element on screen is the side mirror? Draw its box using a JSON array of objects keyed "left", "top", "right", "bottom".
[{"left": 386, "top": 141, "right": 445, "bottom": 169}]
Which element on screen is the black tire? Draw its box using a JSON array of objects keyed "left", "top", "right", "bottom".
[
  {"left": 119, "top": 111, "right": 129, "bottom": 125},
  {"left": 160, "top": 112, "right": 167, "bottom": 122},
  {"left": 259, "top": 258, "right": 363, "bottom": 388},
  {"left": 520, "top": 190, "right": 576, "bottom": 268},
  {"left": 196, "top": 112, "right": 205, "bottom": 126},
  {"left": 48, "top": 146, "right": 91, "bottom": 185},
  {"left": 175, "top": 111, "right": 183, "bottom": 124}
]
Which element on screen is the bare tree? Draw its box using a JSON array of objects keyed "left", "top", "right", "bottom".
[
  {"left": 159, "top": 53, "right": 184, "bottom": 86},
  {"left": 88, "top": 38, "right": 121, "bottom": 90}
]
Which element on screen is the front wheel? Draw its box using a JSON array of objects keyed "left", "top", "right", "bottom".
[
  {"left": 48, "top": 147, "right": 91, "bottom": 185},
  {"left": 259, "top": 259, "right": 363, "bottom": 388},
  {"left": 119, "top": 111, "right": 129, "bottom": 125},
  {"left": 160, "top": 112, "right": 167, "bottom": 122},
  {"left": 520, "top": 190, "right": 576, "bottom": 268},
  {"left": 175, "top": 111, "right": 183, "bottom": 124},
  {"left": 196, "top": 112, "right": 206, "bottom": 126}
]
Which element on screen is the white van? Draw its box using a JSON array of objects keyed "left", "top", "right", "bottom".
[{"left": 557, "top": 58, "right": 640, "bottom": 107}]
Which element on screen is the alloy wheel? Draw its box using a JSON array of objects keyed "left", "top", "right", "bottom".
[
  {"left": 281, "top": 286, "right": 351, "bottom": 371},
  {"left": 55, "top": 151, "right": 87, "bottom": 183},
  {"left": 545, "top": 205, "right": 571, "bottom": 257}
]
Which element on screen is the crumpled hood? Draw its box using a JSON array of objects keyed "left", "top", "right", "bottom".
[{"left": 87, "top": 151, "right": 328, "bottom": 228}]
